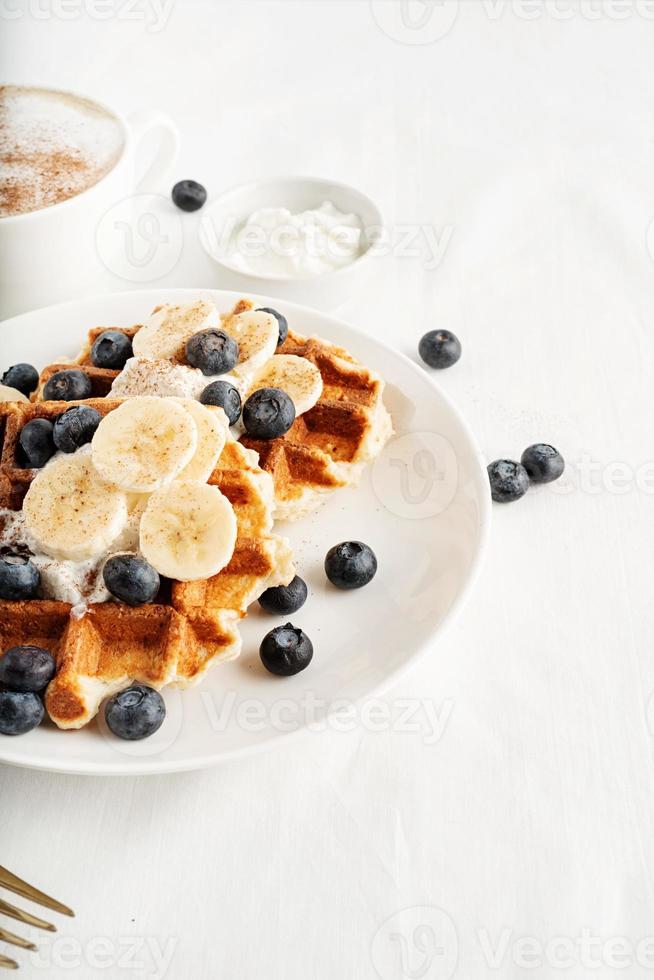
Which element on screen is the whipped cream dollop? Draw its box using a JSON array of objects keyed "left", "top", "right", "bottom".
[{"left": 224, "top": 201, "right": 364, "bottom": 278}]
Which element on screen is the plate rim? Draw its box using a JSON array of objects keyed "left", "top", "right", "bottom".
[{"left": 0, "top": 288, "right": 491, "bottom": 776}]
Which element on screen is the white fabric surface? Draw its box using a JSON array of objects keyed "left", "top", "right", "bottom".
[{"left": 2, "top": 3, "right": 654, "bottom": 978}]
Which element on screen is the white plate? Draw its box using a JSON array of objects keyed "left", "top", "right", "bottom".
[{"left": 0, "top": 289, "right": 490, "bottom": 775}]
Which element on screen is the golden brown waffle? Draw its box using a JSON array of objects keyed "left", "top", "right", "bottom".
[
  {"left": 0, "top": 398, "right": 294, "bottom": 730},
  {"left": 35, "top": 299, "right": 393, "bottom": 520}
]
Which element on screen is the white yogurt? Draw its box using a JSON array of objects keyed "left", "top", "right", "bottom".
[{"left": 225, "top": 201, "right": 363, "bottom": 278}]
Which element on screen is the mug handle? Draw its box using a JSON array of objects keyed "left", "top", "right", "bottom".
[{"left": 127, "top": 110, "right": 180, "bottom": 192}]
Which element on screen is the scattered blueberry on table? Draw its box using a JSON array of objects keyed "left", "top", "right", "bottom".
[
  {"left": 256, "top": 307, "right": 288, "bottom": 347},
  {"left": 1, "top": 363, "right": 39, "bottom": 397},
  {"left": 171, "top": 179, "right": 207, "bottom": 212},
  {"left": 17, "top": 418, "right": 55, "bottom": 468},
  {"left": 325, "top": 541, "right": 377, "bottom": 590},
  {"left": 0, "top": 552, "right": 40, "bottom": 600},
  {"left": 104, "top": 684, "right": 166, "bottom": 740},
  {"left": 260, "top": 623, "right": 314, "bottom": 676},
  {"left": 42, "top": 369, "right": 92, "bottom": 401},
  {"left": 103, "top": 555, "right": 160, "bottom": 606},
  {"left": 521, "top": 444, "right": 565, "bottom": 484},
  {"left": 200, "top": 379, "right": 242, "bottom": 425},
  {"left": 53, "top": 405, "right": 102, "bottom": 453},
  {"left": 243, "top": 387, "right": 296, "bottom": 439},
  {"left": 487, "top": 459, "right": 530, "bottom": 503},
  {"left": 186, "top": 328, "right": 239, "bottom": 376},
  {"left": 91, "top": 330, "right": 133, "bottom": 370},
  {"left": 418, "top": 329, "right": 462, "bottom": 369},
  {"left": 258, "top": 575, "right": 308, "bottom": 615}
]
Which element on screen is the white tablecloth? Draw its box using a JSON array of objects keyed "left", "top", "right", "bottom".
[{"left": 2, "top": 3, "right": 654, "bottom": 978}]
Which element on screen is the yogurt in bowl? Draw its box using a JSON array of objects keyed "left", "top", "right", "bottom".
[{"left": 199, "top": 176, "right": 382, "bottom": 309}]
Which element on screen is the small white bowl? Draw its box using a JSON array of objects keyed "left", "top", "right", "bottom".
[{"left": 198, "top": 175, "right": 383, "bottom": 309}]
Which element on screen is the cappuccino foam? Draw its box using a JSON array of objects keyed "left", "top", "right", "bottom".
[{"left": 0, "top": 86, "right": 124, "bottom": 217}]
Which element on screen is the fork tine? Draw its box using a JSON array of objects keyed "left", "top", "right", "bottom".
[
  {"left": 0, "top": 898, "right": 55, "bottom": 933},
  {"left": 0, "top": 953, "right": 18, "bottom": 969},
  {"left": 0, "top": 867, "right": 73, "bottom": 918},
  {"left": 0, "top": 925, "right": 36, "bottom": 951}
]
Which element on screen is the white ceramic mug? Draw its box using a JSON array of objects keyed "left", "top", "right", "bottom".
[{"left": 0, "top": 89, "right": 179, "bottom": 320}]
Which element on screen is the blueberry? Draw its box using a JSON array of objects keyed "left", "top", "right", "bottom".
[
  {"left": 105, "top": 684, "right": 165, "bottom": 740},
  {"left": 200, "top": 380, "right": 242, "bottom": 425},
  {"left": 418, "top": 330, "right": 462, "bottom": 369},
  {"left": 103, "top": 555, "right": 160, "bottom": 606},
  {"left": 42, "top": 369, "right": 92, "bottom": 401},
  {"left": 17, "top": 418, "right": 55, "bottom": 468},
  {"left": 171, "top": 179, "right": 207, "bottom": 213},
  {"left": 0, "top": 690, "right": 44, "bottom": 735},
  {"left": 258, "top": 575, "right": 308, "bottom": 615},
  {"left": 260, "top": 623, "right": 313, "bottom": 676},
  {"left": 91, "top": 330, "right": 133, "bottom": 370},
  {"left": 324, "top": 541, "right": 377, "bottom": 590},
  {"left": 487, "top": 459, "right": 530, "bottom": 502},
  {"left": 186, "top": 329, "right": 239, "bottom": 376},
  {"left": 1, "top": 363, "right": 39, "bottom": 397},
  {"left": 521, "top": 444, "right": 564, "bottom": 484},
  {"left": 256, "top": 307, "right": 288, "bottom": 347},
  {"left": 0, "top": 645, "right": 55, "bottom": 693},
  {"left": 53, "top": 405, "right": 102, "bottom": 453},
  {"left": 242, "top": 387, "right": 295, "bottom": 440},
  {"left": 0, "top": 552, "right": 40, "bottom": 600}
]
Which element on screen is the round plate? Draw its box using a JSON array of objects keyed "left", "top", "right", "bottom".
[{"left": 0, "top": 289, "right": 490, "bottom": 775}]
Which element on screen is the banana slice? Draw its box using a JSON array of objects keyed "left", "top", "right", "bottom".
[
  {"left": 0, "top": 384, "right": 29, "bottom": 403},
  {"left": 249, "top": 354, "right": 323, "bottom": 416},
  {"left": 223, "top": 310, "right": 278, "bottom": 384},
  {"left": 23, "top": 453, "right": 128, "bottom": 561},
  {"left": 140, "top": 481, "right": 237, "bottom": 581},
  {"left": 132, "top": 299, "right": 220, "bottom": 362},
  {"left": 173, "top": 398, "right": 227, "bottom": 483},
  {"left": 91, "top": 396, "right": 198, "bottom": 493}
]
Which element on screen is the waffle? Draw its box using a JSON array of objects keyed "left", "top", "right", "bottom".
[
  {"left": 0, "top": 398, "right": 294, "bottom": 730},
  {"left": 35, "top": 299, "right": 393, "bottom": 520}
]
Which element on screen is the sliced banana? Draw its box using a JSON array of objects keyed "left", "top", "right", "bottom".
[
  {"left": 91, "top": 396, "right": 198, "bottom": 493},
  {"left": 140, "top": 481, "right": 237, "bottom": 581},
  {"left": 223, "top": 310, "right": 278, "bottom": 384},
  {"left": 0, "top": 384, "right": 29, "bottom": 403},
  {"left": 23, "top": 453, "right": 128, "bottom": 561},
  {"left": 173, "top": 398, "right": 227, "bottom": 483},
  {"left": 249, "top": 354, "right": 323, "bottom": 416},
  {"left": 132, "top": 299, "right": 220, "bottom": 362}
]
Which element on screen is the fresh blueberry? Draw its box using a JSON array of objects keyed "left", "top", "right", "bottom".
[
  {"left": 242, "top": 387, "right": 295, "bottom": 440},
  {"left": 256, "top": 307, "right": 288, "bottom": 347},
  {"left": 91, "top": 330, "right": 133, "bottom": 370},
  {"left": 200, "top": 380, "right": 242, "bottom": 425},
  {"left": 42, "top": 369, "right": 92, "bottom": 401},
  {"left": 53, "top": 405, "right": 102, "bottom": 453},
  {"left": 259, "top": 623, "right": 313, "bottom": 676},
  {"left": 258, "top": 575, "right": 308, "bottom": 615},
  {"left": 521, "top": 444, "right": 565, "bottom": 484},
  {"left": 418, "top": 330, "right": 462, "bottom": 369},
  {"left": 171, "top": 179, "right": 207, "bottom": 212},
  {"left": 324, "top": 541, "right": 377, "bottom": 590},
  {"left": 0, "top": 690, "right": 44, "bottom": 735},
  {"left": 1, "top": 363, "right": 39, "bottom": 397},
  {"left": 0, "top": 645, "right": 55, "bottom": 693},
  {"left": 105, "top": 684, "right": 165, "bottom": 740},
  {"left": 487, "top": 459, "right": 530, "bottom": 502},
  {"left": 17, "top": 418, "right": 55, "bottom": 468},
  {"left": 0, "top": 552, "right": 40, "bottom": 600},
  {"left": 186, "top": 329, "right": 239, "bottom": 376},
  {"left": 103, "top": 555, "right": 160, "bottom": 606}
]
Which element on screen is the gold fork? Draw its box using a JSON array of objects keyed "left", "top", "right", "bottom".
[{"left": 0, "top": 866, "right": 74, "bottom": 970}]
